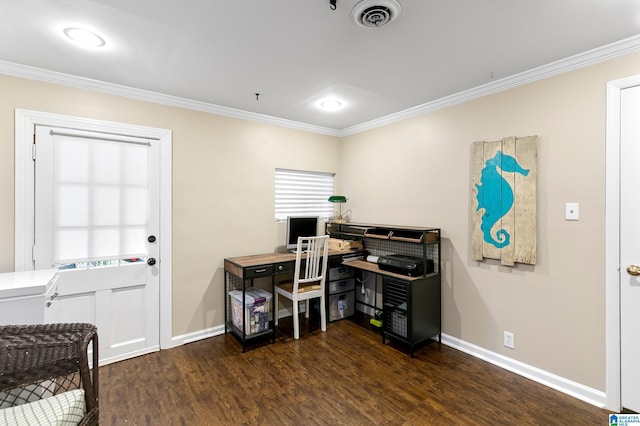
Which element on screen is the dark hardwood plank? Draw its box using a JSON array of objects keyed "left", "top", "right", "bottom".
[{"left": 99, "top": 318, "right": 610, "bottom": 425}]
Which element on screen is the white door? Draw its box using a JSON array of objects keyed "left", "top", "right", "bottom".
[
  {"left": 34, "top": 125, "right": 160, "bottom": 365},
  {"left": 620, "top": 85, "right": 640, "bottom": 413}
]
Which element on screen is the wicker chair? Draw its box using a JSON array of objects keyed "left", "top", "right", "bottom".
[{"left": 0, "top": 323, "right": 99, "bottom": 425}]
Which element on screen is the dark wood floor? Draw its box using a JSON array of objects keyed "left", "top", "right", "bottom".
[{"left": 99, "top": 317, "right": 610, "bottom": 425}]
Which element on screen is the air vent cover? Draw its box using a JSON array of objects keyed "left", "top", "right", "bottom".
[{"left": 351, "top": 0, "right": 402, "bottom": 28}]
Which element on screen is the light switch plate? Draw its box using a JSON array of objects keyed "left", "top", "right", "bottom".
[{"left": 565, "top": 203, "right": 579, "bottom": 221}]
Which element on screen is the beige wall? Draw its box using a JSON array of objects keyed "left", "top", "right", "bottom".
[
  {"left": 340, "top": 51, "right": 640, "bottom": 391},
  {"left": 0, "top": 74, "right": 340, "bottom": 336},
  {"left": 2, "top": 50, "right": 639, "bottom": 393}
]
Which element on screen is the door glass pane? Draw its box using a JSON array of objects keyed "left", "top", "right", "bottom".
[
  {"left": 123, "top": 144, "right": 149, "bottom": 184},
  {"left": 55, "top": 229, "right": 89, "bottom": 261},
  {"left": 57, "top": 185, "right": 89, "bottom": 226},
  {"left": 123, "top": 187, "right": 148, "bottom": 225},
  {"left": 57, "top": 138, "right": 89, "bottom": 182},
  {"left": 93, "top": 187, "right": 120, "bottom": 226},
  {"left": 93, "top": 142, "right": 121, "bottom": 183},
  {"left": 122, "top": 227, "right": 146, "bottom": 254},
  {"left": 91, "top": 228, "right": 120, "bottom": 258},
  {"left": 51, "top": 134, "right": 149, "bottom": 265}
]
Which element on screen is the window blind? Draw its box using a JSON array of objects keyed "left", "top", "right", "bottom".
[
  {"left": 51, "top": 134, "right": 149, "bottom": 264},
  {"left": 275, "top": 168, "right": 334, "bottom": 220}
]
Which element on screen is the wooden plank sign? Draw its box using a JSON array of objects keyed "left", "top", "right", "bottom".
[{"left": 471, "top": 136, "right": 537, "bottom": 266}]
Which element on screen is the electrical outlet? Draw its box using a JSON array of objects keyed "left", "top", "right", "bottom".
[{"left": 504, "top": 331, "right": 515, "bottom": 349}]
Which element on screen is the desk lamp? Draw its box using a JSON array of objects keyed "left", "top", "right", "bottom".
[{"left": 328, "top": 195, "right": 347, "bottom": 223}]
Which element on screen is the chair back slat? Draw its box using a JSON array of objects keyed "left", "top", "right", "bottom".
[
  {"left": 294, "top": 235, "right": 329, "bottom": 290},
  {"left": 276, "top": 234, "right": 330, "bottom": 338}
]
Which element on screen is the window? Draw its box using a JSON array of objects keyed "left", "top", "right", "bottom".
[
  {"left": 275, "top": 168, "right": 334, "bottom": 220},
  {"left": 35, "top": 127, "right": 153, "bottom": 269}
]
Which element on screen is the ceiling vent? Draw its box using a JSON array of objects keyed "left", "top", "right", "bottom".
[{"left": 351, "top": 0, "right": 401, "bottom": 28}]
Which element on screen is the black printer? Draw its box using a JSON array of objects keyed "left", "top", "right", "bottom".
[{"left": 377, "top": 255, "right": 434, "bottom": 277}]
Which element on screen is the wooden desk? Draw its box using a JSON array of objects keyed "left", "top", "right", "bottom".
[
  {"left": 223, "top": 249, "right": 363, "bottom": 351},
  {"left": 225, "top": 222, "right": 441, "bottom": 356},
  {"left": 224, "top": 249, "right": 362, "bottom": 272},
  {"left": 224, "top": 252, "right": 294, "bottom": 280},
  {"left": 345, "top": 259, "right": 425, "bottom": 281}
]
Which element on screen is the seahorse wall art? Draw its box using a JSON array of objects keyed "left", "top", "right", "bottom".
[
  {"left": 476, "top": 151, "right": 529, "bottom": 248},
  {"left": 471, "top": 136, "right": 537, "bottom": 266}
]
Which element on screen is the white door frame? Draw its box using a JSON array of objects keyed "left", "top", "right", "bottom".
[
  {"left": 605, "top": 75, "right": 640, "bottom": 411},
  {"left": 14, "top": 109, "right": 173, "bottom": 351}
]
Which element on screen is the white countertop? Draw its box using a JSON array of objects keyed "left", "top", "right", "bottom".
[{"left": 0, "top": 269, "right": 58, "bottom": 299}]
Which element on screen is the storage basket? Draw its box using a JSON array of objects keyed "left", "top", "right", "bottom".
[{"left": 229, "top": 288, "right": 272, "bottom": 335}]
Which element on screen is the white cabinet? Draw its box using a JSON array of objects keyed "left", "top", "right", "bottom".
[{"left": 0, "top": 270, "right": 58, "bottom": 325}]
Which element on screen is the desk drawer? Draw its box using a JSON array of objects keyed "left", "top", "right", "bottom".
[
  {"left": 329, "top": 278, "right": 355, "bottom": 295},
  {"left": 274, "top": 262, "right": 294, "bottom": 275},
  {"left": 245, "top": 265, "right": 274, "bottom": 278},
  {"left": 329, "top": 266, "right": 353, "bottom": 281},
  {"left": 329, "top": 292, "right": 355, "bottom": 321}
]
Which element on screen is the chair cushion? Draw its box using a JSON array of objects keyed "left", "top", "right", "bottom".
[
  {"left": 277, "top": 280, "right": 321, "bottom": 294},
  {"left": 0, "top": 389, "right": 86, "bottom": 426}
]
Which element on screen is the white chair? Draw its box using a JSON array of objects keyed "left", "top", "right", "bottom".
[{"left": 275, "top": 235, "right": 329, "bottom": 339}]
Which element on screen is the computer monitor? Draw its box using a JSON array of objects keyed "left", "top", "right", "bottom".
[{"left": 285, "top": 216, "right": 319, "bottom": 251}]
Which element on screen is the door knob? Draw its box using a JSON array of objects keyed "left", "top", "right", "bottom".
[
  {"left": 147, "top": 258, "right": 157, "bottom": 266},
  {"left": 148, "top": 235, "right": 156, "bottom": 243},
  {"left": 627, "top": 265, "right": 640, "bottom": 275}
]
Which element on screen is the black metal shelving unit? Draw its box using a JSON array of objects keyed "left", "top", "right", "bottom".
[
  {"left": 326, "top": 222, "right": 441, "bottom": 356},
  {"left": 327, "top": 258, "right": 356, "bottom": 322},
  {"left": 224, "top": 261, "right": 283, "bottom": 352}
]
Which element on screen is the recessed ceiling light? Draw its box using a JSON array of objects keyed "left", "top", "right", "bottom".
[
  {"left": 63, "top": 27, "right": 106, "bottom": 48},
  {"left": 320, "top": 98, "right": 343, "bottom": 112}
]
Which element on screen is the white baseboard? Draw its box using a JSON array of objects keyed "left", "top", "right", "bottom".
[
  {"left": 441, "top": 333, "right": 607, "bottom": 408},
  {"left": 168, "top": 325, "right": 226, "bottom": 348},
  {"left": 99, "top": 346, "right": 160, "bottom": 367}
]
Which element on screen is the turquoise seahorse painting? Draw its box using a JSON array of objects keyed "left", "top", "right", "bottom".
[
  {"left": 475, "top": 150, "right": 529, "bottom": 248},
  {"left": 471, "top": 136, "right": 537, "bottom": 266}
]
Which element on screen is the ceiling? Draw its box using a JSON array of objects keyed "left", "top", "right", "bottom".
[{"left": 1, "top": 0, "right": 640, "bottom": 134}]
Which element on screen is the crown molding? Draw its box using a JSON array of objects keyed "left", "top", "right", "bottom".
[
  {"left": 0, "top": 60, "right": 340, "bottom": 137},
  {"left": 338, "top": 34, "right": 640, "bottom": 137},
  {"left": 2, "top": 33, "right": 640, "bottom": 138}
]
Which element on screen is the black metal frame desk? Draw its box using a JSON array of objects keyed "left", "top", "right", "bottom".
[
  {"left": 223, "top": 249, "right": 362, "bottom": 352},
  {"left": 326, "top": 222, "right": 441, "bottom": 357},
  {"left": 343, "top": 259, "right": 441, "bottom": 356},
  {"left": 224, "top": 222, "right": 441, "bottom": 356}
]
